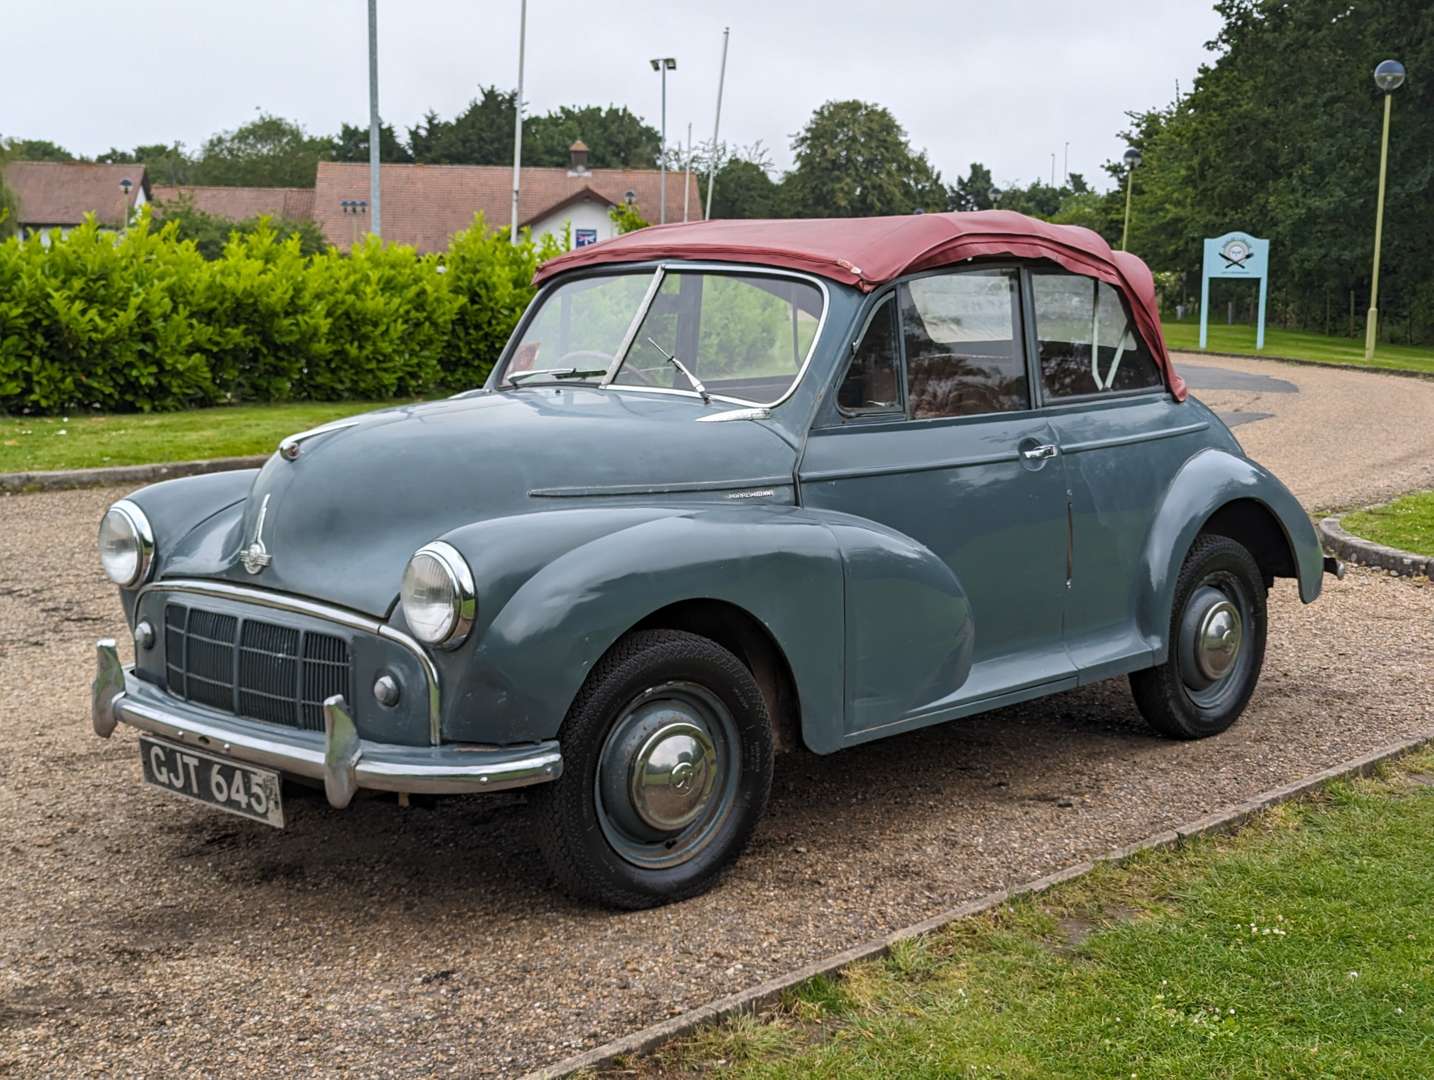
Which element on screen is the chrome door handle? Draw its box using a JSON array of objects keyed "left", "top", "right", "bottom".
[{"left": 1021, "top": 443, "right": 1059, "bottom": 461}]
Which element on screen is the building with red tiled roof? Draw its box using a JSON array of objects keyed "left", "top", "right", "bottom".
[
  {"left": 3, "top": 161, "right": 149, "bottom": 239},
  {"left": 151, "top": 185, "right": 316, "bottom": 222},
  {"left": 313, "top": 147, "right": 701, "bottom": 253}
]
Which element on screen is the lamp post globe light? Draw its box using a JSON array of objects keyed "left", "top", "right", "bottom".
[
  {"left": 650, "top": 57, "right": 677, "bottom": 224},
  {"left": 1120, "top": 147, "right": 1141, "bottom": 252},
  {"left": 1365, "top": 59, "right": 1405, "bottom": 361}
]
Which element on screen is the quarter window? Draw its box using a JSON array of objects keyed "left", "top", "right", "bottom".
[
  {"left": 1031, "top": 271, "right": 1163, "bottom": 399},
  {"left": 837, "top": 295, "right": 900, "bottom": 412},
  {"left": 899, "top": 269, "right": 1028, "bottom": 419}
]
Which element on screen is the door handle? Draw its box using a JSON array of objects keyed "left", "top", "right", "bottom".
[{"left": 1021, "top": 443, "right": 1059, "bottom": 461}]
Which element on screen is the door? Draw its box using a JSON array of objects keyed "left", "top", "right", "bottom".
[
  {"left": 1026, "top": 268, "right": 1205, "bottom": 682},
  {"left": 800, "top": 267, "right": 1075, "bottom": 738}
]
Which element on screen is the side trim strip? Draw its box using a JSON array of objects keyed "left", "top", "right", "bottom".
[
  {"left": 137, "top": 578, "right": 442, "bottom": 746},
  {"left": 1060, "top": 421, "right": 1209, "bottom": 455},
  {"left": 800, "top": 450, "right": 1021, "bottom": 484},
  {"left": 530, "top": 476, "right": 793, "bottom": 498}
]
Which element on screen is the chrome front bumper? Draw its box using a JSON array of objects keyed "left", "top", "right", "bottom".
[{"left": 92, "top": 639, "right": 562, "bottom": 809}]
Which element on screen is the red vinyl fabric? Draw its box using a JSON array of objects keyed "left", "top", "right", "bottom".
[{"left": 534, "top": 210, "right": 1185, "bottom": 401}]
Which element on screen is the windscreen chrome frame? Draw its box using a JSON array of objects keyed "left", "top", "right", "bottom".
[{"left": 492, "top": 262, "right": 831, "bottom": 411}]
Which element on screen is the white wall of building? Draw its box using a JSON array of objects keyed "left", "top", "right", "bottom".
[{"left": 529, "top": 198, "right": 615, "bottom": 250}]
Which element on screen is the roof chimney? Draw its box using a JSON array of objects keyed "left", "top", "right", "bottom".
[{"left": 568, "top": 140, "right": 590, "bottom": 175}]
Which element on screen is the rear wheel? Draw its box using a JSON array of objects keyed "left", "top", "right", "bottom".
[
  {"left": 1130, "top": 534, "right": 1267, "bottom": 740},
  {"left": 532, "top": 629, "right": 774, "bottom": 909}
]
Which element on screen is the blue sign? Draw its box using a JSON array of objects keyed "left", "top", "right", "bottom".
[
  {"left": 574, "top": 228, "right": 599, "bottom": 248},
  {"left": 1200, "top": 232, "right": 1270, "bottom": 350}
]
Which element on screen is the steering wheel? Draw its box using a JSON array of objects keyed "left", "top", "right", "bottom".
[{"left": 557, "top": 350, "right": 617, "bottom": 369}]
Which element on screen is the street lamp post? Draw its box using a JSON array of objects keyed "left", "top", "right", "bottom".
[
  {"left": 1120, "top": 147, "right": 1141, "bottom": 251},
  {"left": 650, "top": 57, "right": 676, "bottom": 224},
  {"left": 510, "top": 0, "right": 527, "bottom": 246},
  {"left": 367, "top": 0, "right": 381, "bottom": 238},
  {"left": 118, "top": 178, "right": 133, "bottom": 232},
  {"left": 1364, "top": 58, "right": 1405, "bottom": 362}
]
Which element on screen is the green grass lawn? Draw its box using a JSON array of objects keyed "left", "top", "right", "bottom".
[
  {"left": 0, "top": 400, "right": 412, "bottom": 473},
  {"left": 1162, "top": 318, "right": 1434, "bottom": 375},
  {"left": 637, "top": 751, "right": 1434, "bottom": 1079},
  {"left": 1342, "top": 492, "right": 1434, "bottom": 558}
]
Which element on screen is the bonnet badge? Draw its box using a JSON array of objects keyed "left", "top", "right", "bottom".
[{"left": 240, "top": 494, "right": 273, "bottom": 575}]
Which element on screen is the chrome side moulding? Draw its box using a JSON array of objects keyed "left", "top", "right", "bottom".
[
  {"left": 93, "top": 641, "right": 562, "bottom": 807},
  {"left": 137, "top": 578, "right": 443, "bottom": 745},
  {"left": 278, "top": 419, "right": 364, "bottom": 461}
]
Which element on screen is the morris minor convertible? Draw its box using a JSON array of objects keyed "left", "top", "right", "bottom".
[{"left": 92, "top": 211, "right": 1338, "bottom": 908}]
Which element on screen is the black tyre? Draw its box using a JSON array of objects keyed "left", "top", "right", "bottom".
[
  {"left": 1130, "top": 534, "right": 1267, "bottom": 740},
  {"left": 531, "top": 629, "right": 774, "bottom": 909}
]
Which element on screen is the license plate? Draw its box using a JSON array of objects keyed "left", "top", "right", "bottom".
[{"left": 139, "top": 736, "right": 285, "bottom": 828}]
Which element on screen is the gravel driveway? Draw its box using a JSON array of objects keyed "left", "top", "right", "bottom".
[{"left": 3, "top": 356, "right": 1433, "bottom": 1077}]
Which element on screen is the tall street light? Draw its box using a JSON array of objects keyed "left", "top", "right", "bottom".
[
  {"left": 1120, "top": 147, "right": 1141, "bottom": 251},
  {"left": 1364, "top": 58, "right": 1405, "bottom": 361},
  {"left": 650, "top": 57, "right": 676, "bottom": 224},
  {"left": 510, "top": 0, "right": 527, "bottom": 245}
]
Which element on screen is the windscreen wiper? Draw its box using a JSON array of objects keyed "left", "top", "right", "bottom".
[
  {"left": 644, "top": 338, "right": 710, "bottom": 404},
  {"left": 505, "top": 367, "right": 607, "bottom": 386}
]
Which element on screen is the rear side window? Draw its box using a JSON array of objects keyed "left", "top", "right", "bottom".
[
  {"left": 899, "top": 269, "right": 1028, "bottom": 419},
  {"left": 1031, "top": 272, "right": 1163, "bottom": 399}
]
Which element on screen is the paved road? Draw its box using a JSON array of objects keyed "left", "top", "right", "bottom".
[{"left": 3, "top": 355, "right": 1433, "bottom": 1077}]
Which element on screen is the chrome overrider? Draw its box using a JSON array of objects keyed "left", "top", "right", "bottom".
[{"left": 92, "top": 640, "right": 563, "bottom": 809}]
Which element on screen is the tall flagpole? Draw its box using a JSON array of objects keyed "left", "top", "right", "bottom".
[
  {"left": 509, "top": 0, "right": 527, "bottom": 245},
  {"left": 703, "top": 27, "right": 729, "bottom": 220},
  {"left": 367, "top": 0, "right": 381, "bottom": 237}
]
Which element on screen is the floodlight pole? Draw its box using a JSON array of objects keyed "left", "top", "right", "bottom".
[
  {"left": 704, "top": 28, "right": 729, "bottom": 221},
  {"left": 510, "top": 0, "right": 527, "bottom": 245},
  {"left": 367, "top": 0, "right": 381, "bottom": 238},
  {"left": 683, "top": 122, "right": 692, "bottom": 222},
  {"left": 650, "top": 58, "right": 676, "bottom": 224},
  {"left": 1120, "top": 147, "right": 1141, "bottom": 251}
]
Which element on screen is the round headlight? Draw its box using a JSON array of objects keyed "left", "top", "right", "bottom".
[
  {"left": 98, "top": 500, "right": 155, "bottom": 587},
  {"left": 400, "top": 541, "right": 475, "bottom": 649}
]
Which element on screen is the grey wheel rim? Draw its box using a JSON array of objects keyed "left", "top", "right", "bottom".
[
  {"left": 595, "top": 681, "right": 740, "bottom": 870},
  {"left": 1177, "top": 575, "right": 1254, "bottom": 710}
]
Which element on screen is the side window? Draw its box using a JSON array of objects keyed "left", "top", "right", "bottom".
[
  {"left": 898, "top": 269, "right": 1028, "bottom": 419},
  {"left": 837, "top": 295, "right": 900, "bottom": 412},
  {"left": 1031, "top": 272, "right": 1163, "bottom": 399}
]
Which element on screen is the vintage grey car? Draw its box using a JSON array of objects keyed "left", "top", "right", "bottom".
[{"left": 92, "top": 211, "right": 1338, "bottom": 908}]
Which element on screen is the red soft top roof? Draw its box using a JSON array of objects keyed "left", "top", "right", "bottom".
[{"left": 535, "top": 209, "right": 1185, "bottom": 400}]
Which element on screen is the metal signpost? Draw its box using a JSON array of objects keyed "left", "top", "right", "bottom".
[{"left": 1200, "top": 232, "right": 1270, "bottom": 351}]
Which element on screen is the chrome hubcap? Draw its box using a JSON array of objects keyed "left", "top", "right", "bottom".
[
  {"left": 1194, "top": 599, "right": 1242, "bottom": 680},
  {"left": 629, "top": 721, "right": 717, "bottom": 831},
  {"left": 595, "top": 681, "right": 738, "bottom": 870}
]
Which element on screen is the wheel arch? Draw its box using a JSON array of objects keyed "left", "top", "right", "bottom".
[
  {"left": 1140, "top": 449, "right": 1323, "bottom": 660},
  {"left": 630, "top": 598, "right": 804, "bottom": 754}
]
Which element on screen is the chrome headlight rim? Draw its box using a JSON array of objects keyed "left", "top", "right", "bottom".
[
  {"left": 99, "top": 499, "right": 155, "bottom": 588},
  {"left": 401, "top": 541, "right": 476, "bottom": 650}
]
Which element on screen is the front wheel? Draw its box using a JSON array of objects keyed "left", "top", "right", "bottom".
[
  {"left": 1130, "top": 534, "right": 1267, "bottom": 740},
  {"left": 531, "top": 629, "right": 774, "bottom": 909}
]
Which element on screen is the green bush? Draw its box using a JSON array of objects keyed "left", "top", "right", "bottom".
[{"left": 0, "top": 208, "right": 560, "bottom": 414}]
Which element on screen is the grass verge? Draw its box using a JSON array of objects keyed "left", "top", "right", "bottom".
[
  {"left": 1162, "top": 319, "right": 1434, "bottom": 375},
  {"left": 621, "top": 749, "right": 1434, "bottom": 1079},
  {"left": 1342, "top": 492, "right": 1434, "bottom": 558},
  {"left": 0, "top": 401, "right": 410, "bottom": 473}
]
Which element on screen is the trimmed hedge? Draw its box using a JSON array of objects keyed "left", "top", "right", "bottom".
[{"left": 0, "top": 211, "right": 565, "bottom": 414}]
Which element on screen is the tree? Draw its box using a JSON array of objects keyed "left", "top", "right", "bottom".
[
  {"left": 704, "top": 158, "right": 782, "bottom": 219},
  {"left": 525, "top": 105, "right": 660, "bottom": 168},
  {"left": 409, "top": 87, "right": 516, "bottom": 165},
  {"left": 192, "top": 114, "right": 334, "bottom": 187},
  {"left": 0, "top": 145, "right": 18, "bottom": 239},
  {"left": 152, "top": 193, "right": 327, "bottom": 259},
  {"left": 332, "top": 122, "right": 411, "bottom": 164},
  {"left": 97, "top": 143, "right": 195, "bottom": 186},
  {"left": 2, "top": 138, "right": 76, "bottom": 162},
  {"left": 783, "top": 101, "right": 946, "bottom": 218},
  {"left": 609, "top": 201, "right": 649, "bottom": 234},
  {"left": 949, "top": 162, "right": 996, "bottom": 211}
]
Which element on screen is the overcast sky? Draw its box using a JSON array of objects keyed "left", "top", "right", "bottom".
[{"left": 6, "top": 1, "right": 1222, "bottom": 192}]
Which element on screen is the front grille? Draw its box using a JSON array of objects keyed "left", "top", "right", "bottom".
[{"left": 164, "top": 603, "right": 351, "bottom": 731}]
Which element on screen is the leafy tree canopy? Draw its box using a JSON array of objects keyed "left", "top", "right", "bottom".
[
  {"left": 782, "top": 100, "right": 946, "bottom": 217},
  {"left": 97, "top": 142, "right": 194, "bottom": 186},
  {"left": 2, "top": 138, "right": 75, "bottom": 162},
  {"left": 192, "top": 114, "right": 335, "bottom": 187},
  {"left": 332, "top": 122, "right": 412, "bottom": 164}
]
